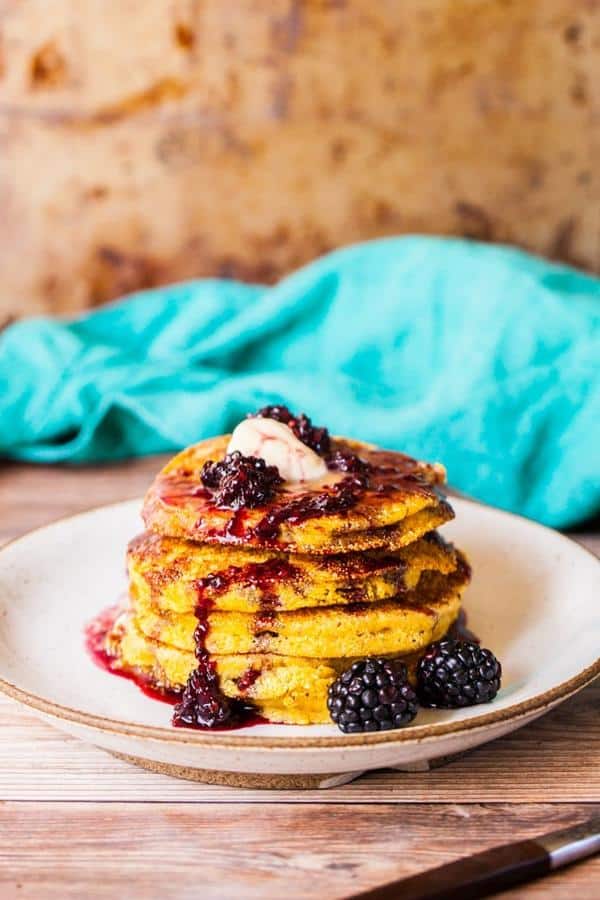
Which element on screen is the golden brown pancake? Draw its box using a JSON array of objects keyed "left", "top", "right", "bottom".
[
  {"left": 129, "top": 557, "right": 469, "bottom": 659},
  {"left": 127, "top": 531, "right": 459, "bottom": 614},
  {"left": 142, "top": 436, "right": 453, "bottom": 553},
  {"left": 108, "top": 614, "right": 440, "bottom": 725},
  {"left": 98, "top": 419, "right": 473, "bottom": 729}
]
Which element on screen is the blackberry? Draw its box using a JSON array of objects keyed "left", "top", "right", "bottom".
[
  {"left": 417, "top": 640, "right": 502, "bottom": 708},
  {"left": 173, "top": 664, "right": 233, "bottom": 728},
  {"left": 294, "top": 414, "right": 330, "bottom": 456},
  {"left": 327, "top": 658, "right": 419, "bottom": 733},
  {"left": 200, "top": 457, "right": 228, "bottom": 488},
  {"left": 201, "top": 451, "right": 283, "bottom": 509},
  {"left": 253, "top": 405, "right": 331, "bottom": 456},
  {"left": 253, "top": 404, "right": 294, "bottom": 424}
]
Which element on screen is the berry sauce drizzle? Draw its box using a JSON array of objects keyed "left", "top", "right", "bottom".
[
  {"left": 169, "top": 558, "right": 288, "bottom": 730},
  {"left": 191, "top": 558, "right": 296, "bottom": 705},
  {"left": 84, "top": 606, "right": 267, "bottom": 730},
  {"left": 194, "top": 559, "right": 298, "bottom": 602},
  {"left": 171, "top": 590, "right": 265, "bottom": 730}
]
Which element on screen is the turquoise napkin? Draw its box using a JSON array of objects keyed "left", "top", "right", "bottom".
[{"left": 1, "top": 237, "right": 599, "bottom": 528}]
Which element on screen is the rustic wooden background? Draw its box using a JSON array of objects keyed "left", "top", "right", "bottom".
[
  {"left": 0, "top": 457, "right": 598, "bottom": 898},
  {"left": 1, "top": 0, "right": 599, "bottom": 319}
]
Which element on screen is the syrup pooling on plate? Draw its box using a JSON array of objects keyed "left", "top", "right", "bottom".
[
  {"left": 85, "top": 606, "right": 180, "bottom": 705},
  {"left": 86, "top": 605, "right": 266, "bottom": 729},
  {"left": 86, "top": 605, "right": 267, "bottom": 730}
]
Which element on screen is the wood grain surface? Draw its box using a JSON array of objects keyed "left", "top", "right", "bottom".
[
  {"left": 2, "top": 803, "right": 598, "bottom": 900},
  {"left": 0, "top": 457, "right": 598, "bottom": 899}
]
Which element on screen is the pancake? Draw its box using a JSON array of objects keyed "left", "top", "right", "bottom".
[
  {"left": 107, "top": 613, "right": 433, "bottom": 725},
  {"left": 142, "top": 435, "right": 454, "bottom": 553},
  {"left": 129, "top": 558, "right": 470, "bottom": 659},
  {"left": 93, "top": 414, "right": 475, "bottom": 730},
  {"left": 127, "top": 531, "right": 459, "bottom": 614}
]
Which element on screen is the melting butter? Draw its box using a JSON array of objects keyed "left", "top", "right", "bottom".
[{"left": 227, "top": 418, "right": 328, "bottom": 483}]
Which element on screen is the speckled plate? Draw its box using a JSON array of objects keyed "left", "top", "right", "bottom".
[{"left": 0, "top": 498, "right": 598, "bottom": 789}]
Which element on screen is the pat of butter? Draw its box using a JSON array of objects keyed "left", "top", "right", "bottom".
[{"left": 227, "top": 418, "right": 327, "bottom": 483}]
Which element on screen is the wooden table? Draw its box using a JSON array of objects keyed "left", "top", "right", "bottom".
[{"left": 1, "top": 459, "right": 598, "bottom": 899}]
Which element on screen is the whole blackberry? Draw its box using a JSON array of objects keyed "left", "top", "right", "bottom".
[
  {"left": 201, "top": 451, "right": 283, "bottom": 509},
  {"left": 253, "top": 404, "right": 294, "bottom": 425},
  {"left": 294, "top": 413, "right": 330, "bottom": 456},
  {"left": 253, "top": 405, "right": 331, "bottom": 456},
  {"left": 417, "top": 640, "right": 502, "bottom": 708},
  {"left": 327, "top": 658, "right": 419, "bottom": 733}
]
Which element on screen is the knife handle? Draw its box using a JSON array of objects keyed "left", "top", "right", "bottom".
[
  {"left": 349, "top": 817, "right": 600, "bottom": 900},
  {"left": 353, "top": 840, "right": 550, "bottom": 900}
]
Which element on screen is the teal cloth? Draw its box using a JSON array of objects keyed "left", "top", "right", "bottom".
[{"left": 1, "top": 236, "right": 599, "bottom": 528}]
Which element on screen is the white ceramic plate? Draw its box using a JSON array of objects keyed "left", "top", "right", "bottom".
[{"left": 0, "top": 498, "right": 598, "bottom": 789}]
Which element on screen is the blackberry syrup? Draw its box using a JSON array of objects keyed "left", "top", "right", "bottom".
[
  {"left": 84, "top": 606, "right": 267, "bottom": 730},
  {"left": 85, "top": 607, "right": 180, "bottom": 705}
]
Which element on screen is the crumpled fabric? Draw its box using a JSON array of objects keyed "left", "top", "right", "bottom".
[{"left": 1, "top": 236, "right": 598, "bottom": 527}]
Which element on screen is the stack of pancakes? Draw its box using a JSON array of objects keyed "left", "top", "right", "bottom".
[{"left": 108, "top": 435, "right": 471, "bottom": 724}]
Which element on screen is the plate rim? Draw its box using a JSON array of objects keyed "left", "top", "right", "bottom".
[{"left": 0, "top": 497, "right": 598, "bottom": 751}]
